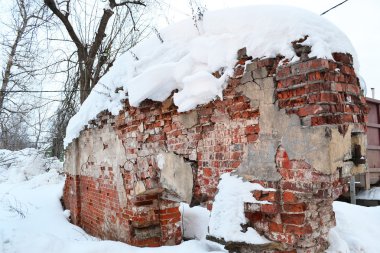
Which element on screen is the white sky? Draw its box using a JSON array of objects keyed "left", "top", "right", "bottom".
[{"left": 161, "top": 0, "right": 380, "bottom": 99}]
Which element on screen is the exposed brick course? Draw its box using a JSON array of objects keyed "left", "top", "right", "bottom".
[{"left": 276, "top": 57, "right": 368, "bottom": 132}]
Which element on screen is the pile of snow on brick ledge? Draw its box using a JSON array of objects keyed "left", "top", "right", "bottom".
[{"left": 209, "top": 173, "right": 274, "bottom": 244}]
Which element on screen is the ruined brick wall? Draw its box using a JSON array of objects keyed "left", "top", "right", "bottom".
[
  {"left": 236, "top": 52, "right": 367, "bottom": 253},
  {"left": 63, "top": 48, "right": 367, "bottom": 252},
  {"left": 63, "top": 125, "right": 183, "bottom": 247},
  {"left": 276, "top": 53, "right": 367, "bottom": 129},
  {"left": 63, "top": 59, "right": 263, "bottom": 246}
]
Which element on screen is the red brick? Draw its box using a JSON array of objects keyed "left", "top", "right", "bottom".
[
  {"left": 257, "top": 58, "right": 275, "bottom": 67},
  {"left": 283, "top": 203, "right": 307, "bottom": 212},
  {"left": 134, "top": 237, "right": 161, "bottom": 247},
  {"left": 342, "top": 114, "right": 353, "bottom": 123},
  {"left": 277, "top": 66, "right": 291, "bottom": 78},
  {"left": 160, "top": 207, "right": 179, "bottom": 214},
  {"left": 309, "top": 59, "right": 330, "bottom": 69},
  {"left": 245, "top": 212, "right": 263, "bottom": 223},
  {"left": 297, "top": 105, "right": 324, "bottom": 117},
  {"left": 230, "top": 152, "right": 241, "bottom": 160},
  {"left": 261, "top": 204, "right": 279, "bottom": 214},
  {"left": 307, "top": 71, "right": 323, "bottom": 81},
  {"left": 281, "top": 213, "right": 305, "bottom": 225},
  {"left": 160, "top": 212, "right": 181, "bottom": 220},
  {"left": 311, "top": 116, "right": 327, "bottom": 126},
  {"left": 230, "top": 102, "right": 250, "bottom": 112},
  {"left": 252, "top": 190, "right": 262, "bottom": 200},
  {"left": 279, "top": 168, "right": 294, "bottom": 180},
  {"left": 257, "top": 191, "right": 277, "bottom": 202},
  {"left": 285, "top": 224, "right": 312, "bottom": 235},
  {"left": 231, "top": 161, "right": 241, "bottom": 168},
  {"left": 269, "top": 222, "right": 284, "bottom": 233},
  {"left": 245, "top": 125, "right": 260, "bottom": 134},
  {"left": 247, "top": 134, "right": 259, "bottom": 143},
  {"left": 203, "top": 168, "right": 212, "bottom": 177},
  {"left": 212, "top": 161, "right": 220, "bottom": 168},
  {"left": 332, "top": 52, "right": 353, "bottom": 65},
  {"left": 202, "top": 178, "right": 210, "bottom": 185}
]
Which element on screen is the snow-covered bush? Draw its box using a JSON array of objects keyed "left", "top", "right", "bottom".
[{"left": 0, "top": 148, "right": 63, "bottom": 183}]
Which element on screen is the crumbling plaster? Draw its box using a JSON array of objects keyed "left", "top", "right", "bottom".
[
  {"left": 157, "top": 152, "right": 194, "bottom": 203},
  {"left": 64, "top": 125, "right": 129, "bottom": 208},
  {"left": 235, "top": 61, "right": 365, "bottom": 181},
  {"left": 64, "top": 121, "right": 195, "bottom": 206}
]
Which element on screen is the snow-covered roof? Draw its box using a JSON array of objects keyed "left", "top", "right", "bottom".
[{"left": 64, "top": 5, "right": 357, "bottom": 147}]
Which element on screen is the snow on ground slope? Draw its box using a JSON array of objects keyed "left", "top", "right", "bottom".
[
  {"left": 0, "top": 149, "right": 225, "bottom": 253},
  {"left": 0, "top": 148, "right": 62, "bottom": 184},
  {"left": 327, "top": 201, "right": 380, "bottom": 253},
  {"left": 1, "top": 149, "right": 380, "bottom": 252},
  {"left": 64, "top": 5, "right": 358, "bottom": 147},
  {"left": 180, "top": 203, "right": 210, "bottom": 240}
]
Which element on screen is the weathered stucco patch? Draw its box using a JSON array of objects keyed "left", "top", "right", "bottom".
[
  {"left": 157, "top": 152, "right": 194, "bottom": 203},
  {"left": 236, "top": 62, "right": 363, "bottom": 178},
  {"left": 64, "top": 125, "right": 128, "bottom": 208},
  {"left": 177, "top": 110, "right": 199, "bottom": 129}
]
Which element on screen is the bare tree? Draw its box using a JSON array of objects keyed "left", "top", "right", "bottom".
[
  {"left": 0, "top": 112, "right": 31, "bottom": 150},
  {"left": 44, "top": 0, "right": 149, "bottom": 103},
  {"left": 0, "top": 0, "right": 48, "bottom": 113},
  {"left": 0, "top": 0, "right": 51, "bottom": 150},
  {"left": 320, "top": 0, "right": 349, "bottom": 16},
  {"left": 50, "top": 68, "right": 79, "bottom": 158},
  {"left": 44, "top": 0, "right": 155, "bottom": 158}
]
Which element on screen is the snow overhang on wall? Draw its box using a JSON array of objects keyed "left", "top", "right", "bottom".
[{"left": 64, "top": 5, "right": 360, "bottom": 147}]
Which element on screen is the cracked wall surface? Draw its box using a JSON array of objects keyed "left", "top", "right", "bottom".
[{"left": 63, "top": 50, "right": 368, "bottom": 251}]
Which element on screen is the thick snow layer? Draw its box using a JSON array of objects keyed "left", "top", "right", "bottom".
[
  {"left": 180, "top": 203, "right": 210, "bottom": 240},
  {"left": 64, "top": 5, "right": 358, "bottom": 147},
  {"left": 326, "top": 201, "right": 380, "bottom": 253},
  {"left": 209, "top": 173, "right": 273, "bottom": 244},
  {"left": 356, "top": 187, "right": 380, "bottom": 200}
]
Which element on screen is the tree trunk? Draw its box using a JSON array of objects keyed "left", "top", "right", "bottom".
[{"left": 0, "top": 20, "right": 28, "bottom": 112}]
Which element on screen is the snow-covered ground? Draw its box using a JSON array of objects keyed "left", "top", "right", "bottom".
[
  {"left": 0, "top": 149, "right": 224, "bottom": 253},
  {"left": 1, "top": 149, "right": 380, "bottom": 253},
  {"left": 327, "top": 201, "right": 380, "bottom": 253}
]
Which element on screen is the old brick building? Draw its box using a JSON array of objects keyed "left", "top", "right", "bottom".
[{"left": 62, "top": 6, "right": 368, "bottom": 253}]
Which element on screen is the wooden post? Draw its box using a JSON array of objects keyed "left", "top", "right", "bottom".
[
  {"left": 365, "top": 169, "right": 371, "bottom": 190},
  {"left": 350, "top": 176, "right": 356, "bottom": 204}
]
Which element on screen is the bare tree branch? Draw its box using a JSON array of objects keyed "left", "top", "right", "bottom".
[{"left": 320, "top": 0, "right": 349, "bottom": 16}]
